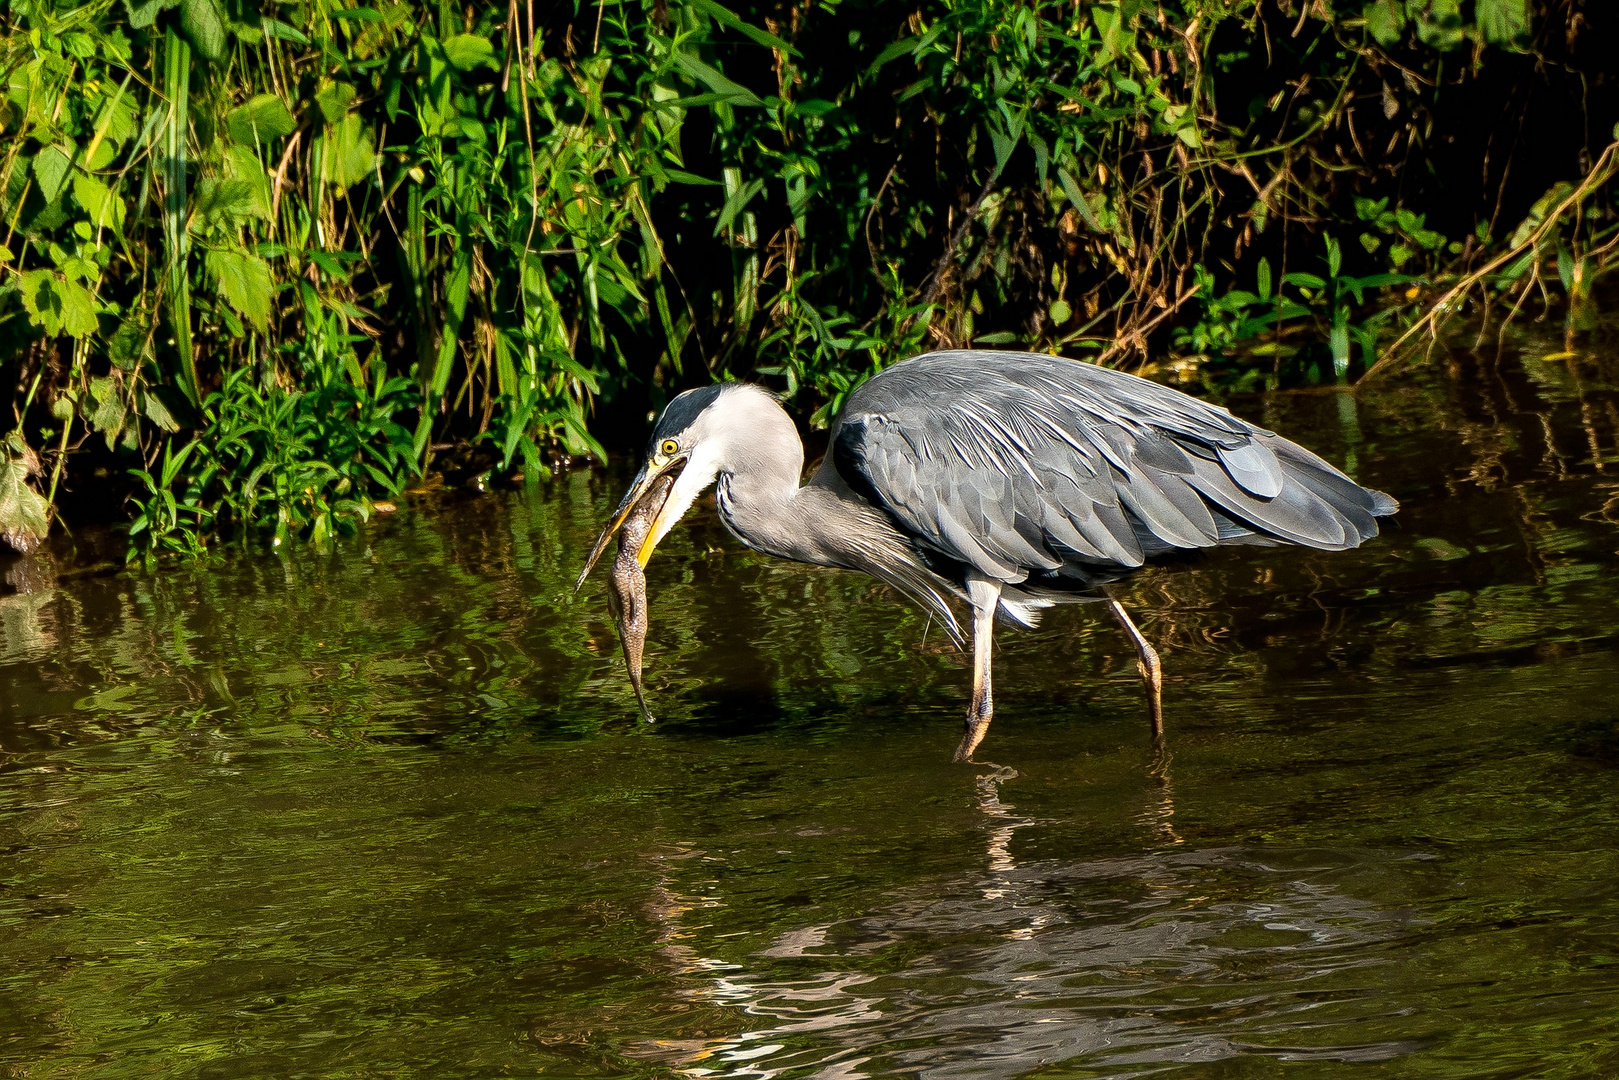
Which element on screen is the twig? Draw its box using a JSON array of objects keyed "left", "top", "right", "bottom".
[
  {"left": 270, "top": 130, "right": 302, "bottom": 227},
  {"left": 1092, "top": 282, "right": 1201, "bottom": 367},
  {"left": 1362, "top": 139, "right": 1619, "bottom": 384},
  {"left": 917, "top": 175, "right": 996, "bottom": 309},
  {"left": 863, "top": 154, "right": 902, "bottom": 280},
  {"left": 1495, "top": 263, "right": 1536, "bottom": 349}
]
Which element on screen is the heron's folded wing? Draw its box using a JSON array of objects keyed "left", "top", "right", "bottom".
[
  {"left": 832, "top": 404, "right": 1174, "bottom": 583},
  {"left": 833, "top": 351, "right": 1395, "bottom": 582}
]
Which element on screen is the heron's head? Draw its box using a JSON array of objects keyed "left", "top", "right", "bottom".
[{"left": 575, "top": 383, "right": 797, "bottom": 588}]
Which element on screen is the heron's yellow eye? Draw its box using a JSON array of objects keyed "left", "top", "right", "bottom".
[{"left": 659, "top": 439, "right": 679, "bottom": 457}]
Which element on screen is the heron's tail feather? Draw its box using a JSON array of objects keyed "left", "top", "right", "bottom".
[
  {"left": 873, "top": 555, "right": 968, "bottom": 647},
  {"left": 996, "top": 593, "right": 1051, "bottom": 629}
]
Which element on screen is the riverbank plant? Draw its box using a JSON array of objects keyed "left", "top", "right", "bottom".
[{"left": 0, "top": 0, "right": 1614, "bottom": 559}]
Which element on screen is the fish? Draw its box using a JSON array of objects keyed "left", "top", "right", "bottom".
[{"left": 607, "top": 471, "right": 674, "bottom": 721}]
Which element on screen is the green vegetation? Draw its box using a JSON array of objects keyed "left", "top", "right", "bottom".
[{"left": 0, "top": 0, "right": 1614, "bottom": 560}]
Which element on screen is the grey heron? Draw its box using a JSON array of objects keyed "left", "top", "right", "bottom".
[{"left": 577, "top": 350, "right": 1397, "bottom": 760}]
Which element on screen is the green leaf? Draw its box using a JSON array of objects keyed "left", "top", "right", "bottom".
[
  {"left": 60, "top": 278, "right": 98, "bottom": 338},
  {"left": 109, "top": 314, "right": 151, "bottom": 369},
  {"left": 986, "top": 113, "right": 1022, "bottom": 176},
  {"left": 86, "top": 141, "right": 118, "bottom": 172},
  {"left": 673, "top": 53, "right": 763, "bottom": 107},
  {"left": 1412, "top": 0, "right": 1466, "bottom": 50},
  {"left": 261, "top": 17, "right": 309, "bottom": 44},
  {"left": 714, "top": 178, "right": 764, "bottom": 235},
  {"left": 32, "top": 144, "right": 74, "bottom": 203},
  {"left": 1509, "top": 181, "right": 1574, "bottom": 247},
  {"left": 222, "top": 145, "right": 273, "bottom": 216},
  {"left": 205, "top": 248, "right": 274, "bottom": 329},
  {"left": 125, "top": 0, "right": 179, "bottom": 30},
  {"left": 445, "top": 252, "right": 471, "bottom": 321},
  {"left": 442, "top": 34, "right": 497, "bottom": 71},
  {"left": 0, "top": 441, "right": 49, "bottom": 555},
  {"left": 179, "top": 0, "right": 228, "bottom": 61},
  {"left": 687, "top": 0, "right": 800, "bottom": 56},
  {"left": 1256, "top": 257, "right": 1272, "bottom": 301},
  {"left": 314, "top": 115, "right": 377, "bottom": 189},
  {"left": 306, "top": 250, "right": 349, "bottom": 279},
  {"left": 1475, "top": 0, "right": 1529, "bottom": 46},
  {"left": 1057, "top": 167, "right": 1102, "bottom": 233},
  {"left": 73, "top": 171, "right": 126, "bottom": 235},
  {"left": 1362, "top": 0, "right": 1405, "bottom": 45},
  {"left": 88, "top": 376, "right": 128, "bottom": 451},
  {"left": 1093, "top": 3, "right": 1135, "bottom": 63},
  {"left": 92, "top": 88, "right": 139, "bottom": 149},
  {"left": 18, "top": 270, "right": 95, "bottom": 338},
  {"left": 18, "top": 270, "right": 61, "bottom": 335},
  {"left": 1329, "top": 319, "right": 1350, "bottom": 381},
  {"left": 866, "top": 36, "right": 921, "bottom": 75},
  {"left": 665, "top": 169, "right": 722, "bottom": 186},
  {"left": 315, "top": 81, "right": 357, "bottom": 124},
  {"left": 1048, "top": 299, "right": 1072, "bottom": 325},
  {"left": 193, "top": 178, "right": 268, "bottom": 223},
  {"left": 227, "top": 94, "right": 296, "bottom": 144}
]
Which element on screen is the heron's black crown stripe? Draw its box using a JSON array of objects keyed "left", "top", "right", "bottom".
[{"left": 649, "top": 384, "right": 726, "bottom": 450}]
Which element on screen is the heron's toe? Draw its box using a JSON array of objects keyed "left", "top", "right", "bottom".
[{"left": 953, "top": 716, "right": 992, "bottom": 762}]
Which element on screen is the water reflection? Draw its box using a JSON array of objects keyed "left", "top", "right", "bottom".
[{"left": 638, "top": 839, "right": 1425, "bottom": 1080}]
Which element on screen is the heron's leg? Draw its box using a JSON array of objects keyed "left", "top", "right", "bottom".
[
  {"left": 1107, "top": 598, "right": 1164, "bottom": 741},
  {"left": 954, "top": 576, "right": 1002, "bottom": 763}
]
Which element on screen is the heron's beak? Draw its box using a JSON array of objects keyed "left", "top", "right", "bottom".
[{"left": 574, "top": 456, "right": 685, "bottom": 589}]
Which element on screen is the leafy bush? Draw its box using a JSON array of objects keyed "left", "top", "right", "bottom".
[
  {"left": 0, "top": 0, "right": 1611, "bottom": 558},
  {"left": 128, "top": 313, "right": 417, "bottom": 561}
]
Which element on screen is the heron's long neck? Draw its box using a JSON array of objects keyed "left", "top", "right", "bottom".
[
  {"left": 709, "top": 411, "right": 962, "bottom": 641},
  {"left": 722, "top": 459, "right": 835, "bottom": 569},
  {"left": 716, "top": 454, "right": 870, "bottom": 569}
]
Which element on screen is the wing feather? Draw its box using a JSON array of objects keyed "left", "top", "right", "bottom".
[
  {"left": 1216, "top": 442, "right": 1286, "bottom": 498},
  {"left": 827, "top": 351, "right": 1396, "bottom": 584}
]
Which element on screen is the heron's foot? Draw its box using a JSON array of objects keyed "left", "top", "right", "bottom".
[{"left": 953, "top": 701, "right": 994, "bottom": 762}]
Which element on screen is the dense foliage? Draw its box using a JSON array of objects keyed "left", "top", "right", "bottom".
[{"left": 0, "top": 0, "right": 1614, "bottom": 559}]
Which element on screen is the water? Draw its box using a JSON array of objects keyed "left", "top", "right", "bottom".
[{"left": 3, "top": 342, "right": 1619, "bottom": 1078}]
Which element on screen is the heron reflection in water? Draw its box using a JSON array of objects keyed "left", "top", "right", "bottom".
[{"left": 578, "top": 350, "right": 1397, "bottom": 760}]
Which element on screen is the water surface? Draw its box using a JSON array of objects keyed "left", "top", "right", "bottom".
[{"left": 3, "top": 340, "right": 1619, "bottom": 1078}]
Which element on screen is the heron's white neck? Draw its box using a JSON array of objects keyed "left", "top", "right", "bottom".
[
  {"left": 718, "top": 468, "right": 849, "bottom": 567},
  {"left": 709, "top": 404, "right": 832, "bottom": 565}
]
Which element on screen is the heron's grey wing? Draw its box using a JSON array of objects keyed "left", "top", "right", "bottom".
[
  {"left": 833, "top": 398, "right": 1172, "bottom": 584},
  {"left": 833, "top": 351, "right": 1396, "bottom": 585}
]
